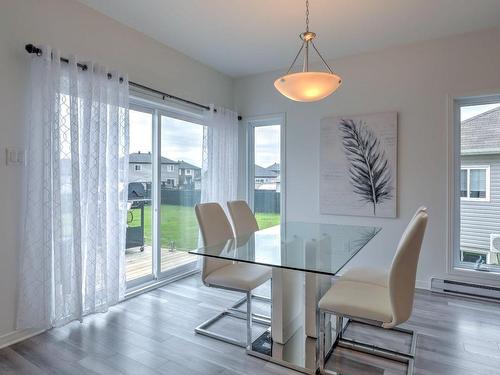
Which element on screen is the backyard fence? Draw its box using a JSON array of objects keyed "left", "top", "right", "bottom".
[
  {"left": 161, "top": 189, "right": 201, "bottom": 206},
  {"left": 130, "top": 184, "right": 280, "bottom": 214},
  {"left": 160, "top": 188, "right": 280, "bottom": 213},
  {"left": 254, "top": 190, "right": 280, "bottom": 213}
]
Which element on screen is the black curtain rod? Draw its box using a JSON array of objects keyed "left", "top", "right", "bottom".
[{"left": 25, "top": 44, "right": 241, "bottom": 120}]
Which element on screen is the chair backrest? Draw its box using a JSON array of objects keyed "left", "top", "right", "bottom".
[
  {"left": 411, "top": 206, "right": 427, "bottom": 219},
  {"left": 195, "top": 202, "right": 233, "bottom": 282},
  {"left": 227, "top": 200, "right": 259, "bottom": 237},
  {"left": 385, "top": 208, "right": 428, "bottom": 328},
  {"left": 398, "top": 206, "right": 427, "bottom": 242}
]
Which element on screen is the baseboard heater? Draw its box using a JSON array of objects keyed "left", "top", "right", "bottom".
[{"left": 431, "top": 278, "right": 500, "bottom": 302}]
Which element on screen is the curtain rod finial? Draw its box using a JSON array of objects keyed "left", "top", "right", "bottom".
[{"left": 25, "top": 43, "right": 41, "bottom": 55}]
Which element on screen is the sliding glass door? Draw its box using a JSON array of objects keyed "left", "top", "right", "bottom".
[
  {"left": 126, "top": 101, "right": 201, "bottom": 288},
  {"left": 159, "top": 114, "right": 201, "bottom": 276}
]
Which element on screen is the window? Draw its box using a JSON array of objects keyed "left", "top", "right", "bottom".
[
  {"left": 247, "top": 115, "right": 285, "bottom": 230},
  {"left": 452, "top": 95, "right": 500, "bottom": 272},
  {"left": 460, "top": 166, "right": 490, "bottom": 201},
  {"left": 167, "top": 164, "right": 174, "bottom": 172},
  {"left": 135, "top": 164, "right": 141, "bottom": 171},
  {"left": 185, "top": 169, "right": 192, "bottom": 175}
]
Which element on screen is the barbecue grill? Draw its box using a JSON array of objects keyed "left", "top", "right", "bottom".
[{"left": 126, "top": 182, "right": 149, "bottom": 252}]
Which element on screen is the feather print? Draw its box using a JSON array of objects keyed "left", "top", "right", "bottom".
[{"left": 339, "top": 119, "right": 392, "bottom": 216}]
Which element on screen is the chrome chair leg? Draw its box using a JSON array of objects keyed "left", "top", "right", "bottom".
[
  {"left": 246, "top": 291, "right": 252, "bottom": 349},
  {"left": 318, "top": 310, "right": 326, "bottom": 374},
  {"left": 336, "top": 315, "right": 343, "bottom": 340},
  {"left": 195, "top": 289, "right": 269, "bottom": 348},
  {"left": 319, "top": 309, "right": 417, "bottom": 375}
]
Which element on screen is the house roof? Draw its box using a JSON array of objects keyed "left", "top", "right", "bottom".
[
  {"left": 255, "top": 165, "right": 278, "bottom": 178},
  {"left": 266, "top": 163, "right": 280, "bottom": 173},
  {"left": 129, "top": 152, "right": 177, "bottom": 164},
  {"left": 178, "top": 160, "right": 201, "bottom": 170},
  {"left": 461, "top": 106, "right": 500, "bottom": 154}
]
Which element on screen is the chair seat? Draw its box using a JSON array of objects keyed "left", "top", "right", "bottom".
[
  {"left": 319, "top": 280, "right": 393, "bottom": 323},
  {"left": 340, "top": 267, "right": 388, "bottom": 287},
  {"left": 205, "top": 263, "right": 271, "bottom": 292}
]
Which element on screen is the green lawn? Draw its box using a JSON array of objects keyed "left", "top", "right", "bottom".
[
  {"left": 128, "top": 204, "right": 280, "bottom": 250},
  {"left": 254, "top": 212, "right": 281, "bottom": 231}
]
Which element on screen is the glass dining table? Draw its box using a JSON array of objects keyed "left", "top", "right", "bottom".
[{"left": 190, "top": 221, "right": 381, "bottom": 374}]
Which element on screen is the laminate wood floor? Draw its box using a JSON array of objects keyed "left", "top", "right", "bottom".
[{"left": 2, "top": 274, "right": 500, "bottom": 375}]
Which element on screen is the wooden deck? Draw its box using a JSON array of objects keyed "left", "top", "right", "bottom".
[{"left": 125, "top": 246, "right": 197, "bottom": 282}]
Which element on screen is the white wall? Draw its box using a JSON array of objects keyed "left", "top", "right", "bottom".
[
  {"left": 2, "top": 0, "right": 500, "bottom": 343},
  {"left": 234, "top": 28, "right": 500, "bottom": 289},
  {"left": 0, "top": 0, "right": 233, "bottom": 337}
]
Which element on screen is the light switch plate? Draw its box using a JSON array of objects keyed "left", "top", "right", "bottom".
[{"left": 5, "top": 148, "right": 25, "bottom": 166}]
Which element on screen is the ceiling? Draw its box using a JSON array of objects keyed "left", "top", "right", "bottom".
[{"left": 77, "top": 0, "right": 500, "bottom": 77}]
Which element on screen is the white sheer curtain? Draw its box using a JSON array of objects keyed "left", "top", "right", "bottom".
[
  {"left": 201, "top": 105, "right": 239, "bottom": 206},
  {"left": 17, "top": 46, "right": 129, "bottom": 330}
]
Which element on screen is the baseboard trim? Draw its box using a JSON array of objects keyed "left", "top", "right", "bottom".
[
  {"left": 431, "top": 277, "right": 500, "bottom": 302},
  {"left": 0, "top": 328, "right": 45, "bottom": 349},
  {"left": 415, "top": 279, "right": 430, "bottom": 290}
]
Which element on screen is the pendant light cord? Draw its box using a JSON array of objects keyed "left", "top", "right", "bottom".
[
  {"left": 282, "top": 0, "right": 338, "bottom": 77},
  {"left": 305, "top": 0, "right": 309, "bottom": 32}
]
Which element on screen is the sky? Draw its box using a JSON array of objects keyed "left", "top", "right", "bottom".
[
  {"left": 461, "top": 103, "right": 500, "bottom": 121},
  {"left": 130, "top": 109, "right": 281, "bottom": 168},
  {"left": 129, "top": 110, "right": 204, "bottom": 167},
  {"left": 161, "top": 116, "right": 203, "bottom": 166},
  {"left": 254, "top": 125, "right": 280, "bottom": 167}
]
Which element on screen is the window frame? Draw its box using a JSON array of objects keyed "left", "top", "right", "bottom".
[
  {"left": 460, "top": 165, "right": 490, "bottom": 202},
  {"left": 449, "top": 93, "right": 500, "bottom": 278},
  {"left": 244, "top": 113, "right": 286, "bottom": 223}
]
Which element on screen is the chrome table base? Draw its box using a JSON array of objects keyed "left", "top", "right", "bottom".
[{"left": 196, "top": 292, "right": 416, "bottom": 374}]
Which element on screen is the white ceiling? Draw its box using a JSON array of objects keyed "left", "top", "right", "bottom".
[{"left": 77, "top": 0, "right": 500, "bottom": 77}]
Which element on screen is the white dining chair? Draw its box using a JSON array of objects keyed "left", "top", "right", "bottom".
[
  {"left": 194, "top": 202, "right": 271, "bottom": 348},
  {"left": 227, "top": 200, "right": 259, "bottom": 237},
  {"left": 318, "top": 208, "right": 428, "bottom": 375},
  {"left": 226, "top": 200, "right": 272, "bottom": 312}
]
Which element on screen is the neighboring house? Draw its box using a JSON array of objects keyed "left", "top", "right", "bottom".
[
  {"left": 266, "top": 163, "right": 280, "bottom": 192},
  {"left": 178, "top": 160, "right": 202, "bottom": 190},
  {"left": 267, "top": 162, "right": 280, "bottom": 174},
  {"left": 460, "top": 106, "right": 500, "bottom": 265},
  {"left": 255, "top": 164, "right": 280, "bottom": 191},
  {"left": 129, "top": 152, "right": 178, "bottom": 188}
]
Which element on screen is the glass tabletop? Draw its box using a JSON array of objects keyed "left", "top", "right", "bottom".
[{"left": 189, "top": 222, "right": 381, "bottom": 276}]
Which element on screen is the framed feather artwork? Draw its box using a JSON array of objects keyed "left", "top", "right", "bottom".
[{"left": 320, "top": 112, "right": 397, "bottom": 218}]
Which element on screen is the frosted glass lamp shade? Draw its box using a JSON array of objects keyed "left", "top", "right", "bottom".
[{"left": 274, "top": 72, "right": 342, "bottom": 102}]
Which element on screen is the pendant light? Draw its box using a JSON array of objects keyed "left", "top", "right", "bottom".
[{"left": 274, "top": 0, "right": 342, "bottom": 102}]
